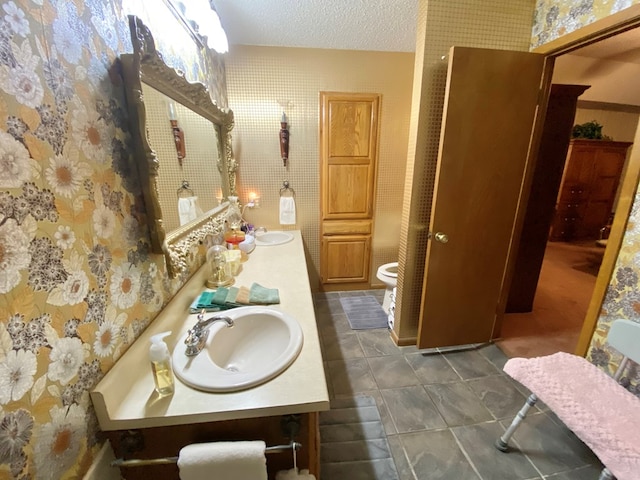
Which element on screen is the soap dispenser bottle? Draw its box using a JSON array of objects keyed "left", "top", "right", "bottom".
[{"left": 149, "top": 331, "right": 175, "bottom": 396}]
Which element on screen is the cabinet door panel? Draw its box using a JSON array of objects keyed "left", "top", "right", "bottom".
[
  {"left": 328, "top": 101, "right": 374, "bottom": 157},
  {"left": 322, "top": 235, "right": 371, "bottom": 283},
  {"left": 326, "top": 164, "right": 371, "bottom": 217}
]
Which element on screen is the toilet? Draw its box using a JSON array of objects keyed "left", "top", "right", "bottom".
[{"left": 376, "top": 262, "right": 398, "bottom": 314}]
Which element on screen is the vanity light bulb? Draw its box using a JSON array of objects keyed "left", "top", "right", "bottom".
[
  {"left": 168, "top": 101, "right": 177, "bottom": 120},
  {"left": 248, "top": 192, "right": 260, "bottom": 208}
]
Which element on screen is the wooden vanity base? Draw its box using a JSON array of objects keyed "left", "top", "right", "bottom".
[{"left": 106, "top": 412, "right": 319, "bottom": 480}]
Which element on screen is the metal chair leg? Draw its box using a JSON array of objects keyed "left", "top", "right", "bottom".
[
  {"left": 495, "top": 393, "right": 538, "bottom": 452},
  {"left": 598, "top": 467, "right": 614, "bottom": 480}
]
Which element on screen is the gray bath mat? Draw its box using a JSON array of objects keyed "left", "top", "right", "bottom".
[{"left": 339, "top": 296, "right": 388, "bottom": 330}]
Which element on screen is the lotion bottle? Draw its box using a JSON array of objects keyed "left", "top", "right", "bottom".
[{"left": 149, "top": 331, "right": 175, "bottom": 396}]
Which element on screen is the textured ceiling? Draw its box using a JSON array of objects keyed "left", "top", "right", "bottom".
[{"left": 212, "top": 0, "right": 419, "bottom": 52}]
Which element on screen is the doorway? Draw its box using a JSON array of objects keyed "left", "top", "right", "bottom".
[{"left": 497, "top": 23, "right": 640, "bottom": 358}]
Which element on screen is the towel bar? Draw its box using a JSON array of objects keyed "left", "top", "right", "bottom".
[{"left": 112, "top": 441, "right": 302, "bottom": 468}]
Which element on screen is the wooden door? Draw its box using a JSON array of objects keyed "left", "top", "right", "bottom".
[
  {"left": 320, "top": 92, "right": 380, "bottom": 287},
  {"left": 417, "top": 47, "right": 546, "bottom": 348}
]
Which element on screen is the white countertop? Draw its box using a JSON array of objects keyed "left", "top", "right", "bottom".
[{"left": 91, "top": 231, "right": 329, "bottom": 431}]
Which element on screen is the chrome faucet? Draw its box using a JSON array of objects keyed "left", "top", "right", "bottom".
[{"left": 184, "top": 310, "right": 234, "bottom": 357}]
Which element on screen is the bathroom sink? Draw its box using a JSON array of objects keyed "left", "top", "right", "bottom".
[
  {"left": 172, "top": 307, "right": 304, "bottom": 392},
  {"left": 254, "top": 231, "right": 294, "bottom": 246}
]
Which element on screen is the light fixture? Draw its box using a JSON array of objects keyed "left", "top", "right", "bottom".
[
  {"left": 168, "top": 100, "right": 186, "bottom": 166},
  {"left": 280, "top": 112, "right": 289, "bottom": 167},
  {"left": 164, "top": 0, "right": 229, "bottom": 54},
  {"left": 247, "top": 192, "right": 260, "bottom": 208}
]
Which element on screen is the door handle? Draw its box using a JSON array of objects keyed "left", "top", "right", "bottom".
[{"left": 434, "top": 232, "right": 449, "bottom": 243}]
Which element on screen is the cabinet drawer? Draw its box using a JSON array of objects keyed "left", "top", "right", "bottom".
[{"left": 322, "top": 220, "right": 372, "bottom": 236}]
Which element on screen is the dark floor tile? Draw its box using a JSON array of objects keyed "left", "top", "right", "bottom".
[
  {"left": 357, "top": 329, "right": 401, "bottom": 357},
  {"left": 503, "top": 376, "right": 550, "bottom": 412},
  {"left": 479, "top": 343, "right": 511, "bottom": 369},
  {"left": 338, "top": 290, "right": 368, "bottom": 297},
  {"left": 442, "top": 349, "right": 501, "bottom": 379},
  {"left": 323, "top": 361, "right": 334, "bottom": 397},
  {"left": 315, "top": 298, "right": 345, "bottom": 316},
  {"left": 381, "top": 386, "right": 446, "bottom": 433},
  {"left": 327, "top": 358, "right": 378, "bottom": 396},
  {"left": 318, "top": 312, "right": 352, "bottom": 337},
  {"left": 452, "top": 421, "right": 539, "bottom": 479},
  {"left": 399, "top": 344, "right": 420, "bottom": 354},
  {"left": 386, "top": 434, "right": 415, "bottom": 480},
  {"left": 425, "top": 381, "right": 493, "bottom": 427},
  {"left": 467, "top": 374, "right": 530, "bottom": 419},
  {"left": 502, "top": 412, "right": 600, "bottom": 476},
  {"left": 405, "top": 352, "right": 461, "bottom": 384},
  {"left": 544, "top": 464, "right": 605, "bottom": 479},
  {"left": 313, "top": 291, "right": 340, "bottom": 302},
  {"left": 321, "top": 438, "right": 391, "bottom": 463},
  {"left": 400, "top": 429, "right": 480, "bottom": 479},
  {"left": 321, "top": 330, "right": 365, "bottom": 360},
  {"left": 320, "top": 421, "right": 386, "bottom": 443},
  {"left": 320, "top": 458, "right": 399, "bottom": 480},
  {"left": 362, "top": 389, "right": 397, "bottom": 435},
  {"left": 328, "top": 395, "right": 377, "bottom": 410},
  {"left": 320, "top": 405, "right": 381, "bottom": 426},
  {"left": 367, "top": 356, "right": 420, "bottom": 389}
]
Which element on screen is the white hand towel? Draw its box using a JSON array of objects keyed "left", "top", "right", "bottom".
[
  {"left": 276, "top": 467, "right": 317, "bottom": 479},
  {"left": 177, "top": 441, "right": 267, "bottom": 480},
  {"left": 178, "top": 196, "right": 203, "bottom": 226},
  {"left": 279, "top": 196, "right": 296, "bottom": 225}
]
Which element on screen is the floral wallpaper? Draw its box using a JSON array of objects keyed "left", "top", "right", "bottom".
[
  {"left": 586, "top": 195, "right": 640, "bottom": 393},
  {"left": 0, "top": 0, "right": 227, "bottom": 478},
  {"left": 532, "top": 0, "right": 640, "bottom": 47},
  {"left": 533, "top": 0, "right": 640, "bottom": 392}
]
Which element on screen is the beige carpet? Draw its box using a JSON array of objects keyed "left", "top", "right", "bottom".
[{"left": 497, "top": 241, "right": 601, "bottom": 358}]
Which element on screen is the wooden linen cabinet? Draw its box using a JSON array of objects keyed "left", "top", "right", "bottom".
[{"left": 319, "top": 92, "right": 381, "bottom": 289}]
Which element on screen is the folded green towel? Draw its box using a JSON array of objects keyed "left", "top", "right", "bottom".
[
  {"left": 196, "top": 291, "right": 215, "bottom": 307},
  {"left": 189, "top": 291, "right": 225, "bottom": 313},
  {"left": 212, "top": 287, "right": 229, "bottom": 304},
  {"left": 189, "top": 290, "right": 242, "bottom": 313},
  {"left": 225, "top": 287, "right": 239, "bottom": 304},
  {"left": 249, "top": 283, "right": 280, "bottom": 304}
]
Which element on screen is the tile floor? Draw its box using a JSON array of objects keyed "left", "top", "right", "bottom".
[{"left": 314, "top": 290, "right": 605, "bottom": 480}]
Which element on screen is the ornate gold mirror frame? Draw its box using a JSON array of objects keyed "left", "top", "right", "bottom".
[{"left": 122, "top": 15, "right": 237, "bottom": 277}]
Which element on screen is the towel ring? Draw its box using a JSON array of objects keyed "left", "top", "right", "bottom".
[
  {"left": 280, "top": 181, "right": 295, "bottom": 197},
  {"left": 177, "top": 180, "right": 195, "bottom": 198}
]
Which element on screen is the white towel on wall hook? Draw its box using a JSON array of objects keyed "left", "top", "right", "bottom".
[
  {"left": 279, "top": 196, "right": 296, "bottom": 225},
  {"left": 178, "top": 196, "right": 203, "bottom": 225}
]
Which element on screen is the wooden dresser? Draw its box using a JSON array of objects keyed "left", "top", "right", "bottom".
[{"left": 550, "top": 139, "right": 632, "bottom": 241}]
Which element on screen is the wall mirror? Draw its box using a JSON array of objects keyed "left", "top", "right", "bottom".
[{"left": 122, "top": 15, "right": 237, "bottom": 277}]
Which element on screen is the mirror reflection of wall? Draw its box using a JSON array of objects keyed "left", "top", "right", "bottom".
[{"left": 142, "top": 82, "right": 223, "bottom": 231}]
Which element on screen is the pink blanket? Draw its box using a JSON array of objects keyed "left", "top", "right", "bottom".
[{"left": 504, "top": 352, "right": 640, "bottom": 480}]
